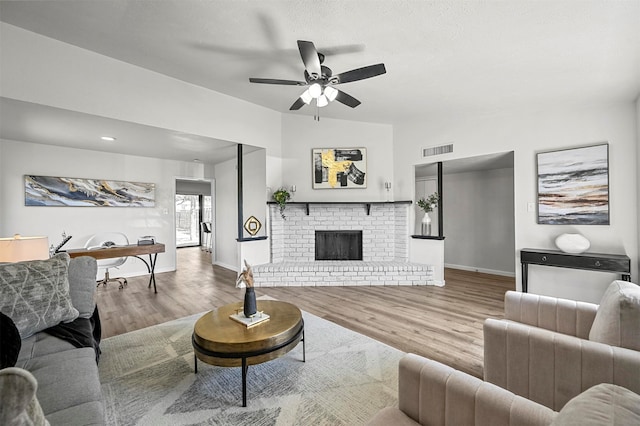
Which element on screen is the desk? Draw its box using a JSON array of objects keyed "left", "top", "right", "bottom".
[
  {"left": 520, "top": 248, "right": 631, "bottom": 293},
  {"left": 66, "top": 243, "right": 165, "bottom": 293}
]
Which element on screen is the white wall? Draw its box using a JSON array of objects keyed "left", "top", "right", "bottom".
[
  {"left": 637, "top": 96, "right": 640, "bottom": 277},
  {"left": 213, "top": 157, "right": 238, "bottom": 271},
  {"left": 175, "top": 180, "right": 211, "bottom": 196},
  {"left": 394, "top": 103, "right": 638, "bottom": 303},
  {"left": 443, "top": 168, "right": 515, "bottom": 275},
  {"left": 213, "top": 148, "right": 268, "bottom": 272},
  {"left": 0, "top": 23, "right": 282, "bottom": 155},
  {"left": 279, "top": 114, "right": 394, "bottom": 202},
  {"left": 0, "top": 139, "right": 206, "bottom": 277},
  {"left": 241, "top": 149, "right": 267, "bottom": 240}
]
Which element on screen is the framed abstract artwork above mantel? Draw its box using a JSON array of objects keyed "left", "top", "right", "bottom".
[
  {"left": 536, "top": 143, "right": 609, "bottom": 225},
  {"left": 312, "top": 148, "right": 367, "bottom": 189},
  {"left": 24, "top": 175, "right": 156, "bottom": 207}
]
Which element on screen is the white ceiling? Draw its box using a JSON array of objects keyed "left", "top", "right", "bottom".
[{"left": 1, "top": 0, "right": 639, "bottom": 163}]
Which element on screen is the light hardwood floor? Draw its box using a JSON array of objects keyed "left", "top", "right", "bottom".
[{"left": 96, "top": 247, "right": 514, "bottom": 378}]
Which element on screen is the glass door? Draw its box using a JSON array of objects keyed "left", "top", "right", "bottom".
[{"left": 175, "top": 194, "right": 200, "bottom": 247}]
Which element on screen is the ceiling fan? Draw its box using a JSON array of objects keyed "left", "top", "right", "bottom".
[{"left": 249, "top": 40, "right": 386, "bottom": 111}]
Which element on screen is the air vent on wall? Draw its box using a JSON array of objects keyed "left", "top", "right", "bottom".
[{"left": 422, "top": 144, "right": 454, "bottom": 157}]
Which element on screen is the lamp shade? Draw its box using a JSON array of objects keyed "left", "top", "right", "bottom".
[
  {"left": 0, "top": 235, "right": 49, "bottom": 262},
  {"left": 308, "top": 83, "right": 322, "bottom": 98},
  {"left": 324, "top": 86, "right": 338, "bottom": 102},
  {"left": 300, "top": 89, "right": 313, "bottom": 104},
  {"left": 317, "top": 94, "right": 329, "bottom": 107}
]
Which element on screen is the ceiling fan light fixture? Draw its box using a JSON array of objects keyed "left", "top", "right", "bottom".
[
  {"left": 308, "top": 83, "right": 322, "bottom": 98},
  {"left": 300, "top": 89, "right": 313, "bottom": 104},
  {"left": 324, "top": 86, "right": 338, "bottom": 102},
  {"left": 317, "top": 94, "right": 329, "bottom": 108}
]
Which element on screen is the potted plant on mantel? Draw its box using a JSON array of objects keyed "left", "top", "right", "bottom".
[
  {"left": 417, "top": 192, "right": 439, "bottom": 236},
  {"left": 273, "top": 187, "right": 291, "bottom": 220}
]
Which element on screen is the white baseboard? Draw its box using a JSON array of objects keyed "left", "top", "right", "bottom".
[
  {"left": 444, "top": 263, "right": 515, "bottom": 278},
  {"left": 214, "top": 261, "right": 239, "bottom": 272}
]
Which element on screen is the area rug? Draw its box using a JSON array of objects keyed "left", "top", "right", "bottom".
[{"left": 99, "top": 308, "right": 404, "bottom": 425}]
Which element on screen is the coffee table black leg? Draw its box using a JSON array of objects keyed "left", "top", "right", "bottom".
[
  {"left": 302, "top": 329, "right": 306, "bottom": 362},
  {"left": 194, "top": 353, "right": 198, "bottom": 374},
  {"left": 241, "top": 357, "right": 248, "bottom": 407}
]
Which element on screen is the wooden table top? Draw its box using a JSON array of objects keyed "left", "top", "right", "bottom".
[
  {"left": 66, "top": 243, "right": 165, "bottom": 259},
  {"left": 193, "top": 300, "right": 303, "bottom": 367}
]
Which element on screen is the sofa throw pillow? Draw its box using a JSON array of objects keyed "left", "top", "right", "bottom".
[
  {"left": 589, "top": 280, "right": 640, "bottom": 351},
  {"left": 68, "top": 256, "right": 98, "bottom": 319},
  {"left": 0, "top": 253, "right": 79, "bottom": 339},
  {"left": 0, "top": 311, "right": 21, "bottom": 368},
  {"left": 0, "top": 367, "right": 50, "bottom": 426},
  {"left": 551, "top": 383, "right": 640, "bottom": 426}
]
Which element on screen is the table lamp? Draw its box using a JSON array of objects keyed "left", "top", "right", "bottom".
[{"left": 0, "top": 234, "right": 50, "bottom": 262}]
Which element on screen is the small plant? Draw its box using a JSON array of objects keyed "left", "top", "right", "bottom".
[
  {"left": 417, "top": 192, "right": 440, "bottom": 213},
  {"left": 273, "top": 187, "right": 291, "bottom": 219}
]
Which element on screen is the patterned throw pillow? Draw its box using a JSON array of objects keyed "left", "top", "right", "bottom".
[{"left": 0, "top": 253, "right": 79, "bottom": 339}]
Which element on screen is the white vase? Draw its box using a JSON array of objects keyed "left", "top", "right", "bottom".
[
  {"left": 421, "top": 212, "right": 432, "bottom": 236},
  {"left": 555, "top": 233, "right": 590, "bottom": 254}
]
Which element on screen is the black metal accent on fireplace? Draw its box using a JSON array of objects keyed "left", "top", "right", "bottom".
[{"left": 315, "top": 230, "right": 363, "bottom": 261}]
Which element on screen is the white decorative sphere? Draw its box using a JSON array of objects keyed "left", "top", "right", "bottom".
[{"left": 555, "top": 233, "right": 590, "bottom": 254}]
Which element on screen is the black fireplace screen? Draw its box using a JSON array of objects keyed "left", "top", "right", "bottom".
[{"left": 315, "top": 230, "right": 363, "bottom": 261}]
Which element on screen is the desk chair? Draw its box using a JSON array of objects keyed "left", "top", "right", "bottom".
[
  {"left": 201, "top": 222, "right": 212, "bottom": 253},
  {"left": 85, "top": 232, "right": 129, "bottom": 289}
]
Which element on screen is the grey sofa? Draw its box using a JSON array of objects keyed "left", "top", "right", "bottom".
[
  {"left": 484, "top": 281, "right": 640, "bottom": 411},
  {"left": 0, "top": 254, "right": 104, "bottom": 425},
  {"left": 367, "top": 353, "right": 640, "bottom": 426}
]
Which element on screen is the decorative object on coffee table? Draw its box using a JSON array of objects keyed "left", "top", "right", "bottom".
[
  {"left": 417, "top": 192, "right": 439, "bottom": 236},
  {"left": 555, "top": 233, "right": 591, "bottom": 254},
  {"left": 236, "top": 260, "right": 257, "bottom": 318},
  {"left": 272, "top": 188, "right": 291, "bottom": 219}
]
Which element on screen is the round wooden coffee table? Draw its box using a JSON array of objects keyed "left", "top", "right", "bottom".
[{"left": 192, "top": 300, "right": 305, "bottom": 407}]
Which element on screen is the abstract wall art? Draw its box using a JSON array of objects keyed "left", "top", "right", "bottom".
[
  {"left": 312, "top": 148, "right": 367, "bottom": 189},
  {"left": 537, "top": 143, "right": 609, "bottom": 225},
  {"left": 25, "top": 175, "right": 156, "bottom": 207}
]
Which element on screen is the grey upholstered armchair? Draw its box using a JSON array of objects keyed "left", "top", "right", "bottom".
[{"left": 483, "top": 280, "right": 640, "bottom": 411}]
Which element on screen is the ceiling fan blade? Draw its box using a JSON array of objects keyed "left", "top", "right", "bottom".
[
  {"left": 289, "top": 97, "right": 307, "bottom": 110},
  {"left": 249, "top": 78, "right": 306, "bottom": 86},
  {"left": 297, "top": 40, "right": 322, "bottom": 79},
  {"left": 333, "top": 63, "right": 386, "bottom": 84},
  {"left": 335, "top": 90, "right": 361, "bottom": 108}
]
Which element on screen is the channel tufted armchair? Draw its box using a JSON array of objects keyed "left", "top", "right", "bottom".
[
  {"left": 483, "top": 280, "right": 640, "bottom": 411},
  {"left": 367, "top": 353, "right": 640, "bottom": 426}
]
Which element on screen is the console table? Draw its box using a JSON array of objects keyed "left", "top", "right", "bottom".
[{"left": 520, "top": 248, "right": 631, "bottom": 293}]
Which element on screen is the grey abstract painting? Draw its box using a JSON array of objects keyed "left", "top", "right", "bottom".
[
  {"left": 537, "top": 144, "right": 609, "bottom": 225},
  {"left": 25, "top": 175, "right": 155, "bottom": 207}
]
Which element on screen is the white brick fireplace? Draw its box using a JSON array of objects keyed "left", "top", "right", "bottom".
[
  {"left": 251, "top": 202, "right": 440, "bottom": 287},
  {"left": 269, "top": 202, "right": 409, "bottom": 262}
]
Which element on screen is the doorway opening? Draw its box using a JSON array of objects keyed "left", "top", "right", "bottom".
[
  {"left": 415, "top": 151, "right": 515, "bottom": 277},
  {"left": 175, "top": 179, "right": 213, "bottom": 250}
]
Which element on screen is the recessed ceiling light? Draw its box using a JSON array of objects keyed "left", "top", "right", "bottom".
[
  {"left": 193, "top": 159, "right": 202, "bottom": 162},
  {"left": 101, "top": 136, "right": 116, "bottom": 141}
]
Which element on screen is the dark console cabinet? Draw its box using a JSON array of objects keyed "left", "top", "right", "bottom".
[{"left": 520, "top": 248, "right": 631, "bottom": 293}]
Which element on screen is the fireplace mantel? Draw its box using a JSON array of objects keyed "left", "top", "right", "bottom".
[{"left": 267, "top": 200, "right": 412, "bottom": 215}]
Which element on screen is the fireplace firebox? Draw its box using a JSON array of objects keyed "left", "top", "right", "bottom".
[{"left": 315, "top": 230, "right": 363, "bottom": 261}]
